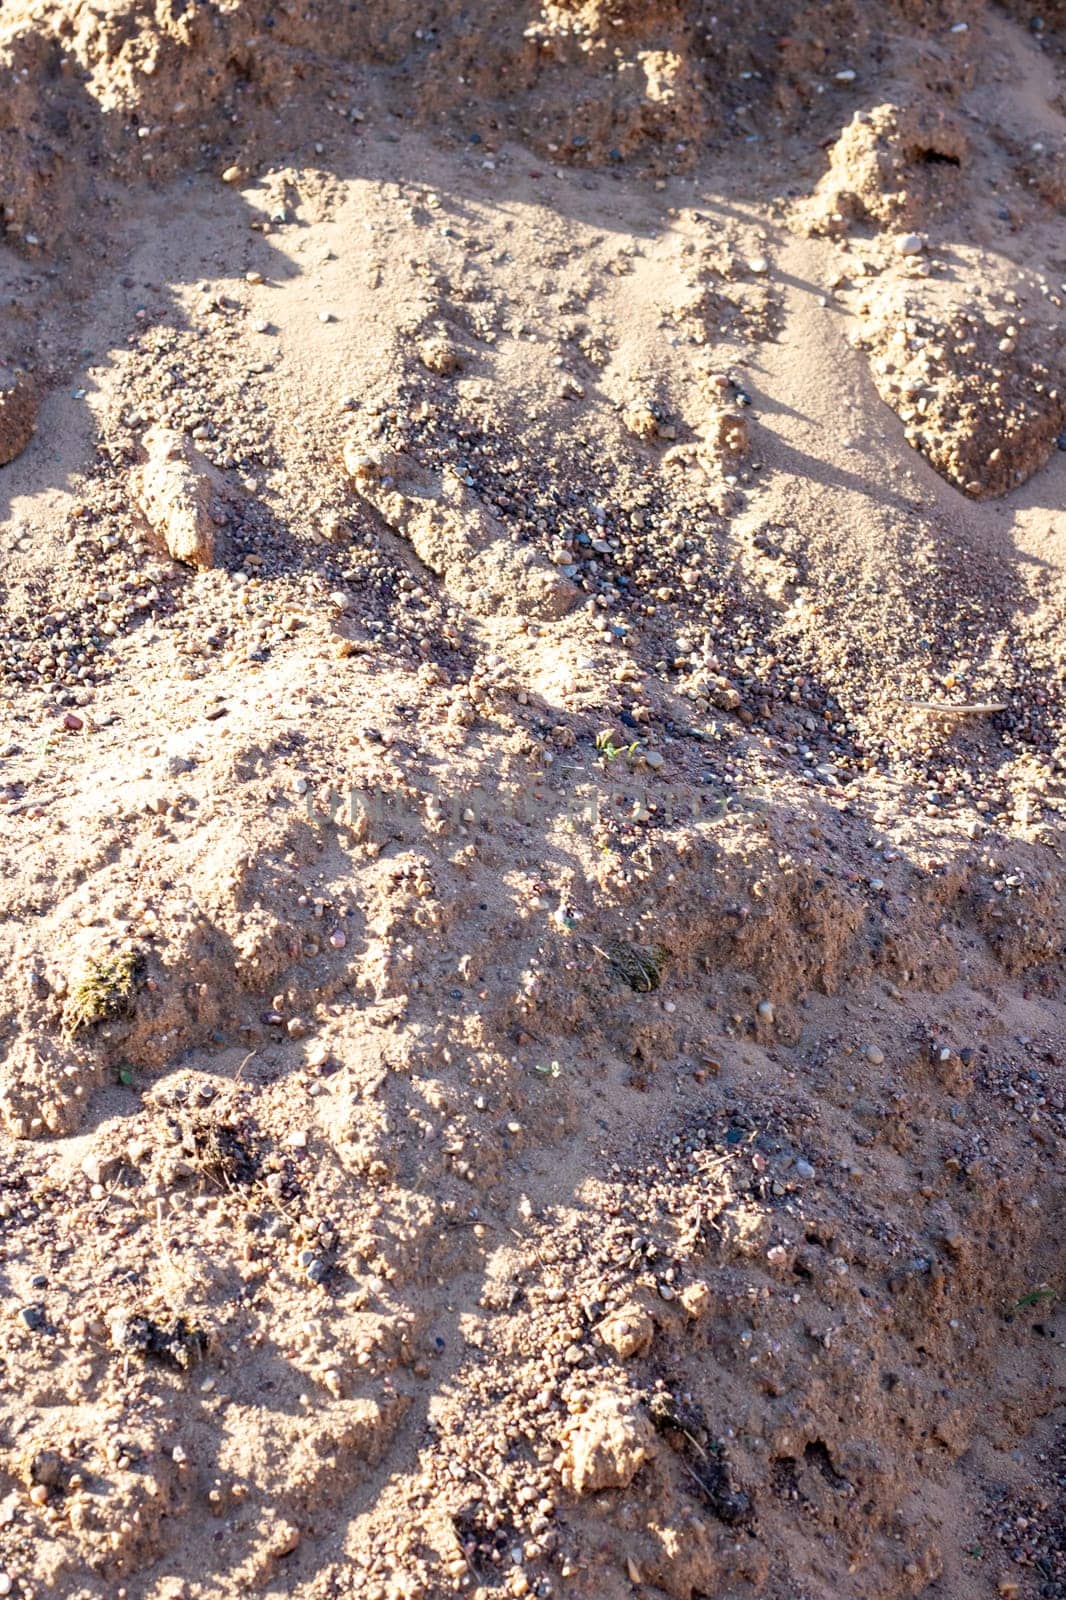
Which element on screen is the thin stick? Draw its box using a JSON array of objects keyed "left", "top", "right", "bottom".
[
  {"left": 900, "top": 699, "right": 1007, "bottom": 715},
  {"left": 233, "top": 1050, "right": 257, "bottom": 1083}
]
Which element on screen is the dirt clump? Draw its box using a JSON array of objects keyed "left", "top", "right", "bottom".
[
  {"left": 857, "top": 271, "right": 1066, "bottom": 497},
  {"left": 800, "top": 102, "right": 971, "bottom": 237},
  {"left": 0, "top": 369, "right": 36, "bottom": 465},
  {"left": 559, "top": 1382, "right": 659, "bottom": 1493},
  {"left": 130, "top": 425, "right": 221, "bottom": 567}
]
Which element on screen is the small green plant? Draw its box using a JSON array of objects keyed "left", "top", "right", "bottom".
[
  {"left": 1007, "top": 1285, "right": 1057, "bottom": 1317},
  {"left": 65, "top": 949, "right": 143, "bottom": 1039},
  {"left": 534, "top": 1060, "right": 562, "bottom": 1079},
  {"left": 595, "top": 730, "right": 639, "bottom": 764}
]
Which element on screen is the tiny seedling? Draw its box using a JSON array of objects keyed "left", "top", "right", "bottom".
[
  {"left": 1007, "top": 1286, "right": 1057, "bottom": 1316},
  {"left": 595, "top": 730, "right": 639, "bottom": 764},
  {"left": 534, "top": 1061, "right": 562, "bottom": 1079}
]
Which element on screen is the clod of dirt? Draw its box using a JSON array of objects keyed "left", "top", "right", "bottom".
[
  {"left": 130, "top": 424, "right": 220, "bottom": 568},
  {"left": 699, "top": 404, "right": 750, "bottom": 472},
  {"left": 800, "top": 102, "right": 969, "bottom": 236},
  {"left": 0, "top": 369, "right": 36, "bottom": 465},
  {"left": 559, "top": 1384, "right": 657, "bottom": 1493},
  {"left": 597, "top": 1301, "right": 656, "bottom": 1359},
  {"left": 343, "top": 439, "right": 577, "bottom": 618},
  {"left": 622, "top": 398, "right": 666, "bottom": 440}
]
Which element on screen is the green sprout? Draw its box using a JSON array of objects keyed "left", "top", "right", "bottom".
[
  {"left": 1007, "top": 1286, "right": 1057, "bottom": 1316},
  {"left": 595, "top": 730, "right": 639, "bottom": 763}
]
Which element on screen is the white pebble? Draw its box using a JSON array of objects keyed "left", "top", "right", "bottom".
[{"left": 896, "top": 233, "right": 925, "bottom": 257}]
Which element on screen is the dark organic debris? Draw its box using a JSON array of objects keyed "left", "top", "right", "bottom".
[
  {"left": 603, "top": 938, "right": 669, "bottom": 993},
  {"left": 109, "top": 1313, "right": 209, "bottom": 1370},
  {"left": 648, "top": 1390, "right": 756, "bottom": 1529}
]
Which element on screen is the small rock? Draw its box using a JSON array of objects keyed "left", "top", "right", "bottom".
[
  {"left": 794, "top": 1158, "right": 816, "bottom": 1180},
  {"left": 19, "top": 1305, "right": 49, "bottom": 1335},
  {"left": 865, "top": 1044, "right": 885, "bottom": 1065},
  {"left": 895, "top": 232, "right": 925, "bottom": 256},
  {"left": 80, "top": 1150, "right": 120, "bottom": 1187},
  {"left": 27, "top": 1450, "right": 65, "bottom": 1489},
  {"left": 306, "top": 1040, "right": 331, "bottom": 1071}
]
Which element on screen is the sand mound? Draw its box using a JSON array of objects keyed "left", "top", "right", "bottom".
[
  {"left": 857, "top": 262, "right": 1066, "bottom": 497},
  {"left": 0, "top": 2, "right": 1064, "bottom": 1599}
]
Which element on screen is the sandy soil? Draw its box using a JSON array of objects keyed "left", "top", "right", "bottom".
[{"left": 0, "top": 3, "right": 1064, "bottom": 1599}]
